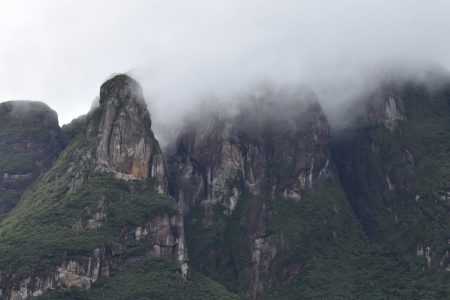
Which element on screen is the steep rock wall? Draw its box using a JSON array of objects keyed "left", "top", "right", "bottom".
[
  {"left": 170, "top": 91, "right": 330, "bottom": 216},
  {"left": 86, "top": 75, "right": 167, "bottom": 193},
  {"left": 169, "top": 88, "right": 338, "bottom": 298},
  {"left": 0, "top": 101, "right": 61, "bottom": 214}
]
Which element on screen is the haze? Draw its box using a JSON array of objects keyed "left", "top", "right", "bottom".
[{"left": 1, "top": 0, "right": 450, "bottom": 137}]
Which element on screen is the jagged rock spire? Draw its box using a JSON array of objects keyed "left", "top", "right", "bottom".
[{"left": 86, "top": 74, "right": 167, "bottom": 193}]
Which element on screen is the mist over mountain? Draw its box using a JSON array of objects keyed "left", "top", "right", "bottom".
[
  {"left": 1, "top": 0, "right": 450, "bottom": 128},
  {"left": 1, "top": 1, "right": 450, "bottom": 299}
]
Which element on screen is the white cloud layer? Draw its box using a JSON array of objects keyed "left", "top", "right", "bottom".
[{"left": 1, "top": 0, "right": 450, "bottom": 132}]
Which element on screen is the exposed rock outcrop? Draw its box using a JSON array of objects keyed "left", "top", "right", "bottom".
[
  {"left": 0, "top": 101, "right": 61, "bottom": 215},
  {"left": 169, "top": 87, "right": 331, "bottom": 298},
  {"left": 170, "top": 88, "right": 330, "bottom": 216},
  {"left": 122, "top": 213, "right": 188, "bottom": 275},
  {"left": 3, "top": 71, "right": 450, "bottom": 299},
  {"left": 0, "top": 75, "right": 187, "bottom": 299},
  {"left": 5, "top": 249, "right": 104, "bottom": 300},
  {"left": 85, "top": 75, "right": 167, "bottom": 193},
  {"left": 368, "top": 89, "right": 406, "bottom": 130},
  {"left": 3, "top": 211, "right": 188, "bottom": 299}
]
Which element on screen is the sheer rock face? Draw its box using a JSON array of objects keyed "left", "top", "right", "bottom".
[
  {"left": 122, "top": 213, "right": 188, "bottom": 272},
  {"left": 86, "top": 74, "right": 167, "bottom": 193},
  {"left": 170, "top": 92, "right": 330, "bottom": 217},
  {"left": 0, "top": 101, "right": 61, "bottom": 215},
  {"left": 169, "top": 89, "right": 331, "bottom": 298},
  {"left": 77, "top": 74, "right": 185, "bottom": 269}
]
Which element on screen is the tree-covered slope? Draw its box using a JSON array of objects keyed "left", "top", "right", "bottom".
[
  {"left": 38, "top": 259, "right": 238, "bottom": 300},
  {"left": 170, "top": 88, "right": 376, "bottom": 298},
  {"left": 332, "top": 77, "right": 450, "bottom": 298}
]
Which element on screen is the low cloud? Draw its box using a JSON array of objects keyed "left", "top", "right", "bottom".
[{"left": 1, "top": 0, "right": 450, "bottom": 139}]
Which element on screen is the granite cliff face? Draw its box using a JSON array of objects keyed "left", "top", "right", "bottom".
[
  {"left": 170, "top": 89, "right": 330, "bottom": 215},
  {"left": 86, "top": 75, "right": 167, "bottom": 193},
  {"left": 0, "top": 101, "right": 61, "bottom": 215},
  {"left": 0, "top": 75, "right": 187, "bottom": 299},
  {"left": 168, "top": 88, "right": 352, "bottom": 298}
]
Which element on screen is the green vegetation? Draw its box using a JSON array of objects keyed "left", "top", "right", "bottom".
[
  {"left": 264, "top": 175, "right": 450, "bottom": 299},
  {"left": 185, "top": 174, "right": 371, "bottom": 297},
  {"left": 0, "top": 97, "right": 239, "bottom": 299},
  {"left": 1, "top": 80, "right": 450, "bottom": 299},
  {"left": 185, "top": 81, "right": 450, "bottom": 298},
  {"left": 0, "top": 126, "right": 57, "bottom": 173},
  {"left": 0, "top": 152, "right": 36, "bottom": 173},
  {"left": 185, "top": 190, "right": 252, "bottom": 295},
  {"left": 328, "top": 81, "right": 450, "bottom": 298},
  {"left": 0, "top": 135, "right": 177, "bottom": 279},
  {"left": 0, "top": 191, "right": 20, "bottom": 213},
  {"left": 38, "top": 259, "right": 239, "bottom": 300}
]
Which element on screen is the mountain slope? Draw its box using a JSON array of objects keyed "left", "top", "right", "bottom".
[
  {"left": 0, "top": 101, "right": 61, "bottom": 215},
  {"left": 0, "top": 75, "right": 189, "bottom": 299},
  {"left": 169, "top": 87, "right": 371, "bottom": 298},
  {"left": 1, "top": 72, "right": 450, "bottom": 299},
  {"left": 332, "top": 76, "right": 450, "bottom": 298},
  {"left": 38, "top": 260, "right": 238, "bottom": 300}
]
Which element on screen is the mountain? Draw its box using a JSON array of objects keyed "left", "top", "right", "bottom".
[
  {"left": 168, "top": 87, "right": 368, "bottom": 298},
  {"left": 0, "top": 75, "right": 194, "bottom": 299},
  {"left": 332, "top": 76, "right": 450, "bottom": 297},
  {"left": 0, "top": 101, "right": 61, "bottom": 215},
  {"left": 1, "top": 71, "right": 450, "bottom": 299}
]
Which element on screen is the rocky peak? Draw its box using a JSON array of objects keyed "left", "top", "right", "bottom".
[
  {"left": 99, "top": 74, "right": 147, "bottom": 109},
  {"left": 86, "top": 74, "right": 167, "bottom": 193},
  {"left": 0, "top": 76, "right": 188, "bottom": 299}
]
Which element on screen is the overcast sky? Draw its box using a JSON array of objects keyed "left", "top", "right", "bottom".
[{"left": 1, "top": 0, "right": 450, "bottom": 129}]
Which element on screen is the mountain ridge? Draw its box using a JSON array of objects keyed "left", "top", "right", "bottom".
[{"left": 0, "top": 72, "right": 450, "bottom": 299}]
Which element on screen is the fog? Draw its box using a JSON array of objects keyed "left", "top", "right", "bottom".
[{"left": 1, "top": 0, "right": 450, "bottom": 140}]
